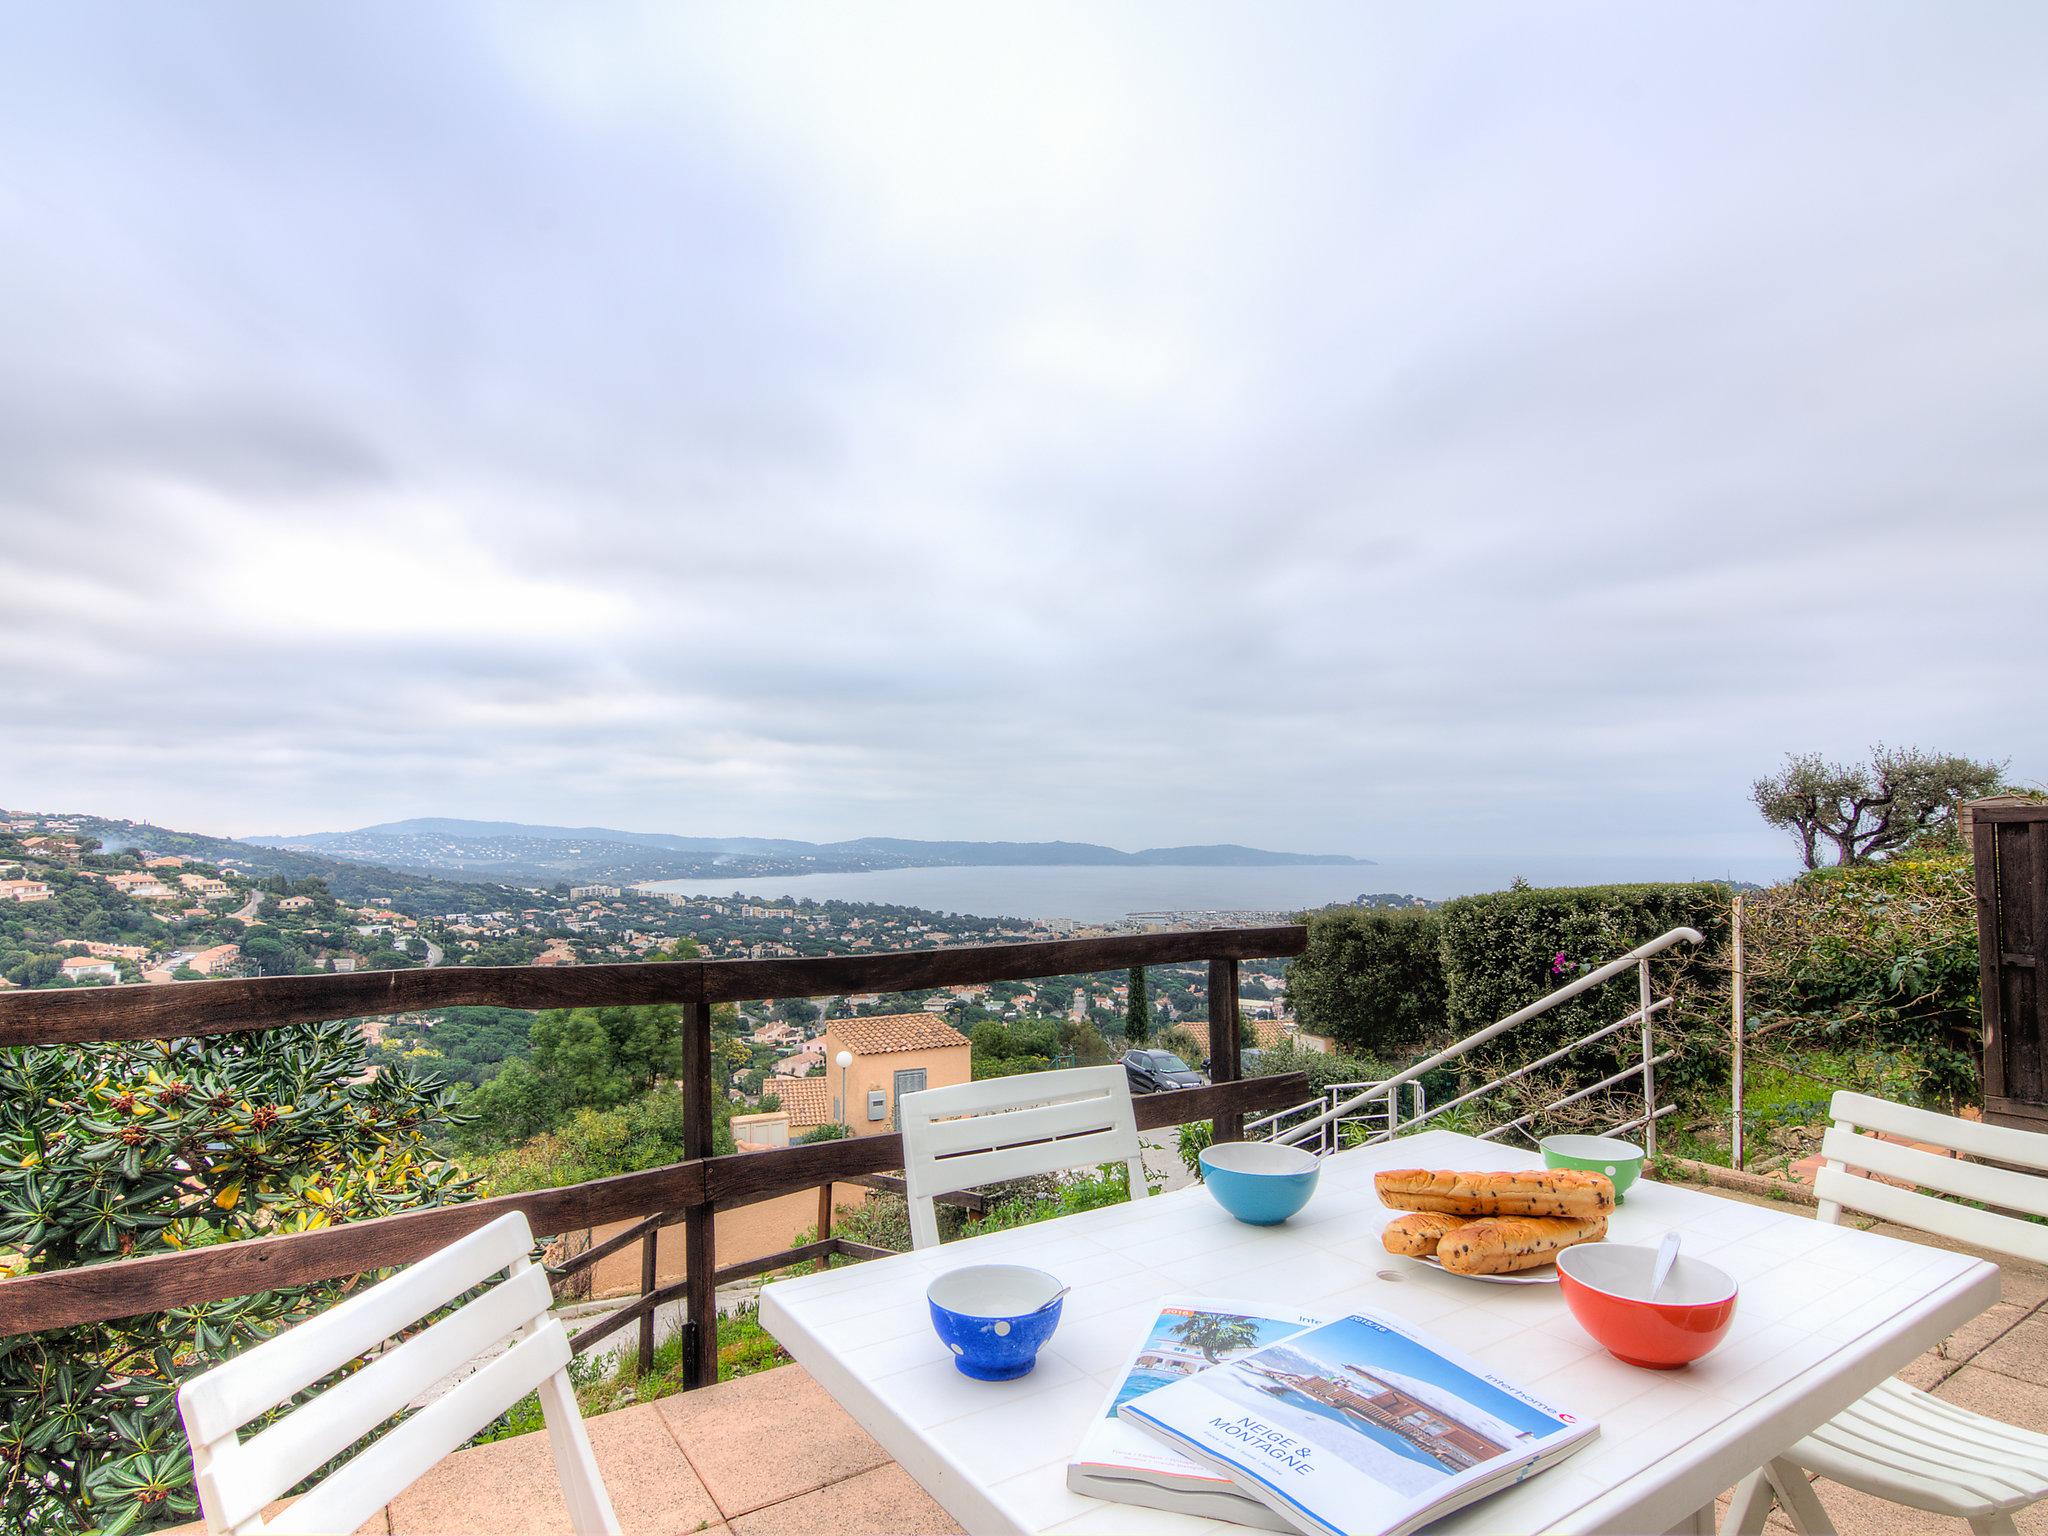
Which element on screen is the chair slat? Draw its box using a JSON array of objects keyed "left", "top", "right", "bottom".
[
  {"left": 217, "top": 1266, "right": 553, "bottom": 1518},
  {"left": 261, "top": 1322, "right": 573, "bottom": 1536},
  {"left": 1830, "top": 1092, "right": 2048, "bottom": 1173},
  {"left": 916, "top": 1092, "right": 1123, "bottom": 1157},
  {"left": 179, "top": 1213, "right": 535, "bottom": 1445},
  {"left": 1813, "top": 1166, "right": 2048, "bottom": 1265},
  {"left": 917, "top": 1127, "right": 1140, "bottom": 1192},
  {"left": 1821, "top": 1127, "right": 2048, "bottom": 1220}
]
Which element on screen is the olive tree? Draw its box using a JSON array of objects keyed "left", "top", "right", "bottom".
[{"left": 1752, "top": 745, "right": 2004, "bottom": 869}]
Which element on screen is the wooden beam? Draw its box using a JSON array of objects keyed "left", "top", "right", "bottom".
[
  {"left": 680, "top": 999, "right": 718, "bottom": 1390},
  {"left": 1208, "top": 957, "right": 1244, "bottom": 1143},
  {"left": 697, "top": 926, "right": 1306, "bottom": 1003},
  {"left": 0, "top": 962, "right": 707, "bottom": 1048},
  {"left": 0, "top": 1072, "right": 1311, "bottom": 1338},
  {"left": 0, "top": 1159, "right": 707, "bottom": 1337}
]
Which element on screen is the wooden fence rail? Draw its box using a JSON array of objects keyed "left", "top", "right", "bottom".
[{"left": 0, "top": 925, "right": 1308, "bottom": 1387}]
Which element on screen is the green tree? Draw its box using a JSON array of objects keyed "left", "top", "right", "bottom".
[
  {"left": 1169, "top": 1310, "right": 1264, "bottom": 1364},
  {"left": 1752, "top": 745, "right": 2004, "bottom": 869},
  {"left": 1288, "top": 906, "right": 1446, "bottom": 1058},
  {"left": 461, "top": 1003, "right": 684, "bottom": 1149},
  {"left": 1124, "top": 967, "right": 1150, "bottom": 1047}
]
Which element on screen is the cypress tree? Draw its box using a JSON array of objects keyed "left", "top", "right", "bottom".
[{"left": 1125, "top": 966, "right": 1150, "bottom": 1046}]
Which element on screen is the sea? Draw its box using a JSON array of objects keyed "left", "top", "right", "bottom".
[{"left": 641, "top": 852, "right": 1794, "bottom": 926}]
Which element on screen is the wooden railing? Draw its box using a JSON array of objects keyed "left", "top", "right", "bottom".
[{"left": 0, "top": 925, "right": 1308, "bottom": 1389}]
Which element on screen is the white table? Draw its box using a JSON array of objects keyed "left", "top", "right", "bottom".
[{"left": 761, "top": 1130, "right": 1999, "bottom": 1536}]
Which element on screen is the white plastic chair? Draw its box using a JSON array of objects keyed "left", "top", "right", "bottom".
[
  {"left": 898, "top": 1064, "right": 1150, "bottom": 1250},
  {"left": 178, "top": 1212, "right": 621, "bottom": 1536},
  {"left": 1725, "top": 1091, "right": 2048, "bottom": 1536}
]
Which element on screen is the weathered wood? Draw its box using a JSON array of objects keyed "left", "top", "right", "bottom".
[
  {"left": 1208, "top": 957, "right": 1243, "bottom": 1143},
  {"left": 0, "top": 927, "right": 1307, "bottom": 1047},
  {"left": 697, "top": 926, "right": 1306, "bottom": 1003},
  {"left": 830, "top": 1238, "right": 896, "bottom": 1263},
  {"left": 0, "top": 1073, "right": 1309, "bottom": 1338},
  {"left": 1978, "top": 806, "right": 2048, "bottom": 1129},
  {"left": 636, "top": 1229, "right": 658, "bottom": 1374},
  {"left": 0, "top": 1161, "right": 707, "bottom": 1337},
  {"left": 680, "top": 999, "right": 718, "bottom": 1390},
  {"left": 713, "top": 1238, "right": 840, "bottom": 1288},
  {"left": 0, "top": 962, "right": 707, "bottom": 1047},
  {"left": 546, "top": 1213, "right": 660, "bottom": 1285},
  {"left": 846, "top": 1172, "right": 987, "bottom": 1213}
]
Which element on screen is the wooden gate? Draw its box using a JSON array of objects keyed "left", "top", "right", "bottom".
[{"left": 1974, "top": 801, "right": 2048, "bottom": 1131}]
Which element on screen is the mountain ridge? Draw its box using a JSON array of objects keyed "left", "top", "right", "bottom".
[{"left": 242, "top": 818, "right": 1371, "bottom": 885}]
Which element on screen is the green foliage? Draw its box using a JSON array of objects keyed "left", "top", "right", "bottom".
[
  {"left": 0, "top": 1022, "right": 478, "bottom": 1535},
  {"left": 1437, "top": 882, "right": 1730, "bottom": 1098},
  {"left": 1175, "top": 1119, "right": 1212, "bottom": 1179},
  {"left": 472, "top": 1085, "right": 733, "bottom": 1195},
  {"left": 964, "top": 1163, "right": 1147, "bottom": 1235},
  {"left": 1740, "top": 854, "right": 1981, "bottom": 1106},
  {"left": 967, "top": 1017, "right": 1107, "bottom": 1079},
  {"left": 459, "top": 1004, "right": 685, "bottom": 1150},
  {"left": 1289, "top": 907, "right": 1446, "bottom": 1058},
  {"left": 797, "top": 1121, "right": 850, "bottom": 1144},
  {"left": 1245, "top": 1039, "right": 1391, "bottom": 1096}
]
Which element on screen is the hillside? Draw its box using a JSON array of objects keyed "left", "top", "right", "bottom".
[{"left": 244, "top": 818, "right": 1371, "bottom": 884}]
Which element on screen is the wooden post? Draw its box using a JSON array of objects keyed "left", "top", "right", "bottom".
[
  {"left": 816, "top": 1181, "right": 834, "bottom": 1268},
  {"left": 636, "top": 1228, "right": 657, "bottom": 1375},
  {"left": 1208, "top": 958, "right": 1243, "bottom": 1144},
  {"left": 1731, "top": 894, "right": 1745, "bottom": 1171},
  {"left": 681, "top": 999, "right": 719, "bottom": 1389}
]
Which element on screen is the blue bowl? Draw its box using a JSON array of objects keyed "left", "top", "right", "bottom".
[
  {"left": 927, "top": 1265, "right": 1066, "bottom": 1380},
  {"left": 1200, "top": 1140, "right": 1321, "bottom": 1224}
]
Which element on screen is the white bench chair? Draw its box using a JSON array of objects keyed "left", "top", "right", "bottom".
[
  {"left": 1725, "top": 1091, "right": 2048, "bottom": 1536},
  {"left": 898, "top": 1064, "right": 1150, "bottom": 1250},
  {"left": 179, "top": 1211, "right": 620, "bottom": 1536}
]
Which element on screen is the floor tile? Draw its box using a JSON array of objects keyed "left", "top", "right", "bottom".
[
  {"left": 1940, "top": 1363, "right": 2048, "bottom": 1435},
  {"left": 1971, "top": 1315, "right": 2048, "bottom": 1387},
  {"left": 654, "top": 1364, "right": 890, "bottom": 1518},
  {"left": 388, "top": 1402, "right": 720, "bottom": 1536},
  {"left": 729, "top": 1462, "right": 960, "bottom": 1536}
]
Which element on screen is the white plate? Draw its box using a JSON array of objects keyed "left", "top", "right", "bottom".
[{"left": 1404, "top": 1253, "right": 1560, "bottom": 1286}]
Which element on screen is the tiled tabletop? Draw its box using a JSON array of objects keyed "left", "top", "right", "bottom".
[{"left": 761, "top": 1130, "right": 1999, "bottom": 1536}]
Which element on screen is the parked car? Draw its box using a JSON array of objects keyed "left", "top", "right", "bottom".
[{"left": 1122, "top": 1049, "right": 1208, "bottom": 1094}]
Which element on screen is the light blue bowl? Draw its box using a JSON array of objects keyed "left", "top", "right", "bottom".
[
  {"left": 927, "top": 1264, "right": 1066, "bottom": 1380},
  {"left": 1199, "top": 1140, "right": 1321, "bottom": 1225}
]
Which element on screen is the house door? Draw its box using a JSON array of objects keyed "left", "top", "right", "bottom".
[{"left": 892, "top": 1067, "right": 927, "bottom": 1129}]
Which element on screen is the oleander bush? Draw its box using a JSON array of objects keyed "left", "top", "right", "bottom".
[{"left": 0, "top": 1022, "right": 478, "bottom": 1535}]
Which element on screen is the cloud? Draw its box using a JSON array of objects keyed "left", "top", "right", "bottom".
[{"left": 0, "top": 1, "right": 2043, "bottom": 865}]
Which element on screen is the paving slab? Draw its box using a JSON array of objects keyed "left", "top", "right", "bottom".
[
  {"left": 655, "top": 1363, "right": 892, "bottom": 1519},
  {"left": 729, "top": 1461, "right": 963, "bottom": 1536}
]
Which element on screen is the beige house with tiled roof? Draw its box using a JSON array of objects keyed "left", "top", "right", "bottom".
[
  {"left": 771, "top": 1076, "right": 833, "bottom": 1133},
  {"left": 821, "top": 1012, "right": 971, "bottom": 1136}
]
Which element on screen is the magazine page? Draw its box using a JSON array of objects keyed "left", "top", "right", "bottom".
[
  {"left": 1070, "top": 1299, "right": 1325, "bottom": 1491},
  {"left": 1118, "top": 1311, "right": 1595, "bottom": 1536}
]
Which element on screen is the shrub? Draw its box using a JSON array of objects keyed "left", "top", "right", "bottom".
[
  {"left": 0, "top": 1022, "right": 478, "bottom": 1535},
  {"left": 1289, "top": 907, "right": 1447, "bottom": 1057}
]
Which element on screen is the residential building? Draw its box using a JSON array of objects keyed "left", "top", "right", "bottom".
[
  {"left": 177, "top": 874, "right": 233, "bottom": 900},
  {"left": 276, "top": 895, "right": 314, "bottom": 911},
  {"left": 185, "top": 943, "right": 240, "bottom": 976},
  {"left": 0, "top": 880, "right": 52, "bottom": 903},
  {"left": 59, "top": 957, "right": 120, "bottom": 984},
  {"left": 818, "top": 1012, "right": 972, "bottom": 1135}
]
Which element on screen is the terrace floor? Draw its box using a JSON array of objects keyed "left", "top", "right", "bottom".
[{"left": 170, "top": 1190, "right": 2048, "bottom": 1536}]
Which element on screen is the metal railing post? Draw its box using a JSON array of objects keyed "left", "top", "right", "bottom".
[{"left": 1638, "top": 957, "right": 1657, "bottom": 1159}]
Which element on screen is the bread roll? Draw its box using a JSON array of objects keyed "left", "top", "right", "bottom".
[
  {"left": 1380, "top": 1211, "right": 1464, "bottom": 1258},
  {"left": 1373, "top": 1168, "right": 1615, "bottom": 1220},
  {"left": 1435, "top": 1214, "right": 1607, "bottom": 1275}
]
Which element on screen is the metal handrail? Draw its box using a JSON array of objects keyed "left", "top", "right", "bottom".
[{"left": 1273, "top": 925, "right": 1704, "bottom": 1153}]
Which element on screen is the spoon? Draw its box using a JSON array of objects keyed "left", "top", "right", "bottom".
[{"left": 1647, "top": 1230, "right": 1682, "bottom": 1302}]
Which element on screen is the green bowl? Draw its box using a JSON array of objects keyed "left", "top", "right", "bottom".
[{"left": 1540, "top": 1134, "right": 1644, "bottom": 1202}]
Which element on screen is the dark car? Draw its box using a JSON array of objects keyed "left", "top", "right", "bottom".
[{"left": 1122, "top": 1049, "right": 1208, "bottom": 1094}]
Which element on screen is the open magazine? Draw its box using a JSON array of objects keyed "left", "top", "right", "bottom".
[
  {"left": 1068, "top": 1299, "right": 1327, "bottom": 1529},
  {"left": 1117, "top": 1311, "right": 1596, "bottom": 1536}
]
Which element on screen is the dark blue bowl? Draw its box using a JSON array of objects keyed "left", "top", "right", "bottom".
[
  {"left": 1200, "top": 1140, "right": 1321, "bottom": 1224},
  {"left": 927, "top": 1264, "right": 1066, "bottom": 1380}
]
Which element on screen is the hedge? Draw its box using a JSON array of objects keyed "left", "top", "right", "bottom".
[{"left": 1286, "top": 907, "right": 1446, "bottom": 1058}]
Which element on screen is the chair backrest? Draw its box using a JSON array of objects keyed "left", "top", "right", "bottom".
[
  {"left": 178, "top": 1212, "right": 619, "bottom": 1536},
  {"left": 1815, "top": 1090, "right": 2048, "bottom": 1265},
  {"left": 898, "top": 1064, "right": 1149, "bottom": 1250}
]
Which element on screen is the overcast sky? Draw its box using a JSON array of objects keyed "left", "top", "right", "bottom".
[{"left": 2, "top": 4, "right": 2043, "bottom": 863}]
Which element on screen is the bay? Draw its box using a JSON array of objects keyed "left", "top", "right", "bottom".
[{"left": 641, "top": 852, "right": 1793, "bottom": 925}]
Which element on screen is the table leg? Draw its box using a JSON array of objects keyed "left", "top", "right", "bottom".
[{"left": 1662, "top": 1503, "right": 1715, "bottom": 1535}]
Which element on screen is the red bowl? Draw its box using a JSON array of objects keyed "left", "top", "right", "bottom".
[{"left": 1556, "top": 1243, "right": 1738, "bottom": 1369}]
